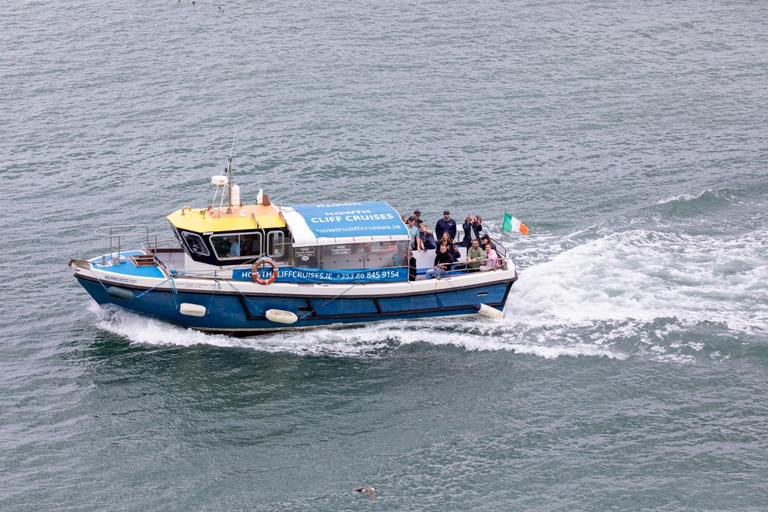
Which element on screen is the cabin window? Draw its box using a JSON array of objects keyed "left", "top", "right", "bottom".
[
  {"left": 365, "top": 241, "right": 408, "bottom": 269},
  {"left": 210, "top": 232, "right": 262, "bottom": 260},
  {"left": 321, "top": 244, "right": 365, "bottom": 270},
  {"left": 267, "top": 231, "right": 289, "bottom": 263},
  {"left": 181, "top": 231, "right": 209, "bottom": 257}
]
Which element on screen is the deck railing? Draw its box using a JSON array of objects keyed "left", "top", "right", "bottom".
[{"left": 93, "top": 224, "right": 155, "bottom": 265}]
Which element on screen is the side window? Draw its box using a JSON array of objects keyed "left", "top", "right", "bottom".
[
  {"left": 239, "top": 233, "right": 262, "bottom": 257},
  {"left": 365, "top": 241, "right": 403, "bottom": 268},
  {"left": 182, "top": 231, "right": 209, "bottom": 256},
  {"left": 267, "top": 231, "right": 288, "bottom": 260},
  {"left": 210, "top": 233, "right": 262, "bottom": 260},
  {"left": 321, "top": 244, "right": 364, "bottom": 270}
]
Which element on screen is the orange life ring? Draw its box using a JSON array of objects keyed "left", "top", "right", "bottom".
[{"left": 252, "top": 257, "right": 278, "bottom": 285}]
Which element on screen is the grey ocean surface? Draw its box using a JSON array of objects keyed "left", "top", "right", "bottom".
[{"left": 2, "top": 0, "right": 768, "bottom": 510}]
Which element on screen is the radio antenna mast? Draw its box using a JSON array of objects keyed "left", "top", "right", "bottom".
[{"left": 226, "top": 129, "right": 237, "bottom": 212}]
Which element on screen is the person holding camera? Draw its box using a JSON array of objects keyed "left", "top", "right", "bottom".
[{"left": 461, "top": 214, "right": 482, "bottom": 248}]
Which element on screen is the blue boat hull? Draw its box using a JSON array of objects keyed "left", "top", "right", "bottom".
[{"left": 76, "top": 275, "right": 515, "bottom": 333}]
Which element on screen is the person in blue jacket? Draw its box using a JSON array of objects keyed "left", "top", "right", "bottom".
[
  {"left": 435, "top": 210, "right": 457, "bottom": 242},
  {"left": 417, "top": 223, "right": 436, "bottom": 250}
]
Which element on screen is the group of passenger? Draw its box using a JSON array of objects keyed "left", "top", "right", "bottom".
[{"left": 401, "top": 209, "right": 502, "bottom": 278}]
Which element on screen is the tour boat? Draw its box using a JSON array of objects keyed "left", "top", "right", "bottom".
[{"left": 69, "top": 159, "right": 518, "bottom": 333}]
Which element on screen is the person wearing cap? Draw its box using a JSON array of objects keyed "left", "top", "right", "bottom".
[
  {"left": 435, "top": 210, "right": 457, "bottom": 242},
  {"left": 406, "top": 216, "right": 420, "bottom": 249},
  {"left": 481, "top": 234, "right": 497, "bottom": 252},
  {"left": 413, "top": 210, "right": 424, "bottom": 227}
]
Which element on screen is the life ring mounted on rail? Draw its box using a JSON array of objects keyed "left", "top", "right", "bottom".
[{"left": 252, "top": 257, "right": 278, "bottom": 285}]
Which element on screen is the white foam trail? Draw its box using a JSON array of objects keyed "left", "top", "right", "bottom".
[
  {"left": 510, "top": 228, "right": 768, "bottom": 331},
  {"left": 88, "top": 304, "right": 623, "bottom": 360},
  {"left": 506, "top": 226, "right": 768, "bottom": 362}
]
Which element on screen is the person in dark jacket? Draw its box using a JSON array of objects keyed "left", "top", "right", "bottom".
[
  {"left": 436, "top": 232, "right": 460, "bottom": 262},
  {"left": 413, "top": 210, "right": 424, "bottom": 228},
  {"left": 408, "top": 249, "right": 417, "bottom": 281},
  {"left": 435, "top": 210, "right": 457, "bottom": 242},
  {"left": 481, "top": 234, "right": 497, "bottom": 252},
  {"left": 427, "top": 243, "right": 455, "bottom": 278},
  {"left": 461, "top": 214, "right": 482, "bottom": 248},
  {"left": 418, "top": 223, "right": 436, "bottom": 250}
]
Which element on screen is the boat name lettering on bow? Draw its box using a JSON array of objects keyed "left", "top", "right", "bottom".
[{"left": 103, "top": 275, "right": 137, "bottom": 285}]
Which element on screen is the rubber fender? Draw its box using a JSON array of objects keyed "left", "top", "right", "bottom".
[
  {"left": 266, "top": 309, "right": 298, "bottom": 324},
  {"left": 477, "top": 303, "right": 504, "bottom": 320},
  {"left": 107, "top": 286, "right": 135, "bottom": 302},
  {"left": 179, "top": 303, "right": 207, "bottom": 317}
]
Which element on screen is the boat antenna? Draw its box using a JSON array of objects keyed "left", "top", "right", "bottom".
[{"left": 226, "top": 129, "right": 237, "bottom": 213}]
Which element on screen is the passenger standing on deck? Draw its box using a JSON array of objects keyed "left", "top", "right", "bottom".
[
  {"left": 435, "top": 210, "right": 457, "bottom": 242},
  {"left": 461, "top": 214, "right": 481, "bottom": 248},
  {"left": 406, "top": 216, "right": 419, "bottom": 249},
  {"left": 413, "top": 210, "right": 424, "bottom": 227},
  {"left": 466, "top": 239, "right": 484, "bottom": 272},
  {"left": 408, "top": 249, "right": 417, "bottom": 281}
]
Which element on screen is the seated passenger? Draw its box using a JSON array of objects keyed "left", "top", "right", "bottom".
[
  {"left": 427, "top": 243, "right": 455, "bottom": 278},
  {"left": 466, "top": 239, "right": 484, "bottom": 272},
  {"left": 480, "top": 234, "right": 497, "bottom": 252},
  {"left": 485, "top": 243, "right": 501, "bottom": 268},
  {"left": 418, "top": 223, "right": 436, "bottom": 250},
  {"left": 226, "top": 237, "right": 240, "bottom": 257},
  {"left": 437, "top": 232, "right": 461, "bottom": 263}
]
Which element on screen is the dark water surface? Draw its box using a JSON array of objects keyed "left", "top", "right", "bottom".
[{"left": 2, "top": 0, "right": 768, "bottom": 510}]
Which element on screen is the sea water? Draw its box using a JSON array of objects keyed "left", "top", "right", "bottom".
[{"left": 2, "top": 0, "right": 767, "bottom": 510}]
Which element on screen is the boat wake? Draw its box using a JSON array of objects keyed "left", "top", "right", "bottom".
[{"left": 89, "top": 197, "right": 767, "bottom": 363}]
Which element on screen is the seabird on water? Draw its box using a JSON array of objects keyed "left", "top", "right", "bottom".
[
  {"left": 218, "top": 6, "right": 223, "bottom": 11},
  {"left": 355, "top": 486, "right": 377, "bottom": 501}
]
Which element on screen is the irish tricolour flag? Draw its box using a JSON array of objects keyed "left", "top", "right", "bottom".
[{"left": 501, "top": 212, "right": 529, "bottom": 235}]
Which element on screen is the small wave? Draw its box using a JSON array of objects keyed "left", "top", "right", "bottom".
[{"left": 656, "top": 192, "right": 703, "bottom": 205}]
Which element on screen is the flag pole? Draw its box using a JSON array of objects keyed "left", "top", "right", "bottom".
[{"left": 500, "top": 211, "right": 506, "bottom": 251}]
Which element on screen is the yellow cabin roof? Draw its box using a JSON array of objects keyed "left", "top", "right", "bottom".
[{"left": 167, "top": 204, "right": 286, "bottom": 233}]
